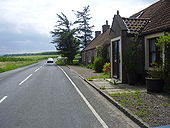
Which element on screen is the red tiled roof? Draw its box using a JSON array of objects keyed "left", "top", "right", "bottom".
[
  {"left": 122, "top": 18, "right": 149, "bottom": 34},
  {"left": 143, "top": 0, "right": 170, "bottom": 34},
  {"left": 83, "top": 29, "right": 111, "bottom": 51},
  {"left": 130, "top": 0, "right": 161, "bottom": 19},
  {"left": 130, "top": 0, "right": 170, "bottom": 34}
]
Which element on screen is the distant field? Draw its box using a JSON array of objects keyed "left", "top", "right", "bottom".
[{"left": 0, "top": 55, "right": 58, "bottom": 73}]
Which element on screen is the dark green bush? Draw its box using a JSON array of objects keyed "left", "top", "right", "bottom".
[
  {"left": 86, "top": 64, "right": 94, "bottom": 69},
  {"left": 55, "top": 59, "right": 66, "bottom": 66},
  {"left": 73, "top": 59, "right": 79, "bottom": 65},
  {"left": 93, "top": 57, "right": 104, "bottom": 73}
]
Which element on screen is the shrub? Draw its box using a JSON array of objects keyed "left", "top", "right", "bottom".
[
  {"left": 73, "top": 59, "right": 79, "bottom": 65},
  {"left": 55, "top": 57, "right": 66, "bottom": 66},
  {"left": 103, "top": 62, "right": 111, "bottom": 74},
  {"left": 55, "top": 60, "right": 66, "bottom": 66},
  {"left": 86, "top": 64, "right": 94, "bottom": 69},
  {"left": 93, "top": 57, "right": 104, "bottom": 73},
  {"left": 147, "top": 63, "right": 165, "bottom": 79}
]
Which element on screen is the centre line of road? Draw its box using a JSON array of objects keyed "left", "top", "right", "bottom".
[
  {"left": 34, "top": 68, "right": 40, "bottom": 72},
  {"left": 0, "top": 96, "right": 7, "bottom": 104},
  {"left": 58, "top": 66, "right": 109, "bottom": 128},
  {"left": 19, "top": 74, "right": 32, "bottom": 85}
]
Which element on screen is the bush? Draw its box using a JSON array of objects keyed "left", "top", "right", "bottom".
[
  {"left": 103, "top": 62, "right": 111, "bottom": 74},
  {"left": 55, "top": 60, "right": 66, "bottom": 66},
  {"left": 55, "top": 57, "right": 66, "bottom": 66},
  {"left": 73, "top": 59, "right": 79, "bottom": 65},
  {"left": 147, "top": 63, "right": 165, "bottom": 79},
  {"left": 86, "top": 64, "right": 94, "bottom": 69},
  {"left": 93, "top": 57, "right": 104, "bottom": 73}
]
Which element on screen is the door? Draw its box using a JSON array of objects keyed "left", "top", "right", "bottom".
[{"left": 113, "top": 40, "right": 120, "bottom": 79}]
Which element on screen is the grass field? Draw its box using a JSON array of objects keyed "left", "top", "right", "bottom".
[{"left": 0, "top": 55, "right": 58, "bottom": 73}]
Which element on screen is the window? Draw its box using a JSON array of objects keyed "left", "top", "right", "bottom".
[{"left": 149, "top": 38, "right": 161, "bottom": 65}]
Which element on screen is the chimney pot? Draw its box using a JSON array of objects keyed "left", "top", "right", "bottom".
[
  {"left": 117, "top": 10, "right": 119, "bottom": 15},
  {"left": 102, "top": 20, "right": 110, "bottom": 33},
  {"left": 106, "top": 20, "right": 108, "bottom": 25}
]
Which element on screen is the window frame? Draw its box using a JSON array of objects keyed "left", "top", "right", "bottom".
[
  {"left": 148, "top": 38, "right": 161, "bottom": 66},
  {"left": 144, "top": 32, "right": 164, "bottom": 70}
]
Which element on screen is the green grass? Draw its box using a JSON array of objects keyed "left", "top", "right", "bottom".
[
  {"left": 109, "top": 91, "right": 150, "bottom": 117},
  {"left": 87, "top": 73, "right": 111, "bottom": 81},
  {"left": 0, "top": 55, "right": 58, "bottom": 73},
  {"left": 0, "top": 61, "right": 37, "bottom": 72},
  {"left": 0, "top": 57, "right": 29, "bottom": 61},
  {"left": 161, "top": 103, "right": 170, "bottom": 107},
  {"left": 134, "top": 108, "right": 150, "bottom": 117}
]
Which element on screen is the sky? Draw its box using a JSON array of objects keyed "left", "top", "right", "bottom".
[{"left": 0, "top": 0, "right": 158, "bottom": 55}]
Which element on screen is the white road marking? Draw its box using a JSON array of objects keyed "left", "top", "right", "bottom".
[
  {"left": 34, "top": 68, "right": 40, "bottom": 72},
  {"left": 0, "top": 96, "right": 7, "bottom": 103},
  {"left": 58, "top": 66, "right": 109, "bottom": 128},
  {"left": 19, "top": 74, "right": 32, "bottom": 85}
]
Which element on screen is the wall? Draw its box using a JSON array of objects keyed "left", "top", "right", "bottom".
[{"left": 81, "top": 49, "right": 96, "bottom": 65}]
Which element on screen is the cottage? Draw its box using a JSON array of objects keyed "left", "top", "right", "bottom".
[
  {"left": 110, "top": 0, "right": 170, "bottom": 83},
  {"left": 81, "top": 21, "right": 111, "bottom": 65}
]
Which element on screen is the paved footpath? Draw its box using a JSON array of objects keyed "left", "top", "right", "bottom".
[
  {"left": 68, "top": 65, "right": 146, "bottom": 94},
  {"left": 68, "top": 65, "right": 148, "bottom": 128}
]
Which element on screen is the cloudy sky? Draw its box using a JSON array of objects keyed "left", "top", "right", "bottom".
[{"left": 0, "top": 0, "right": 158, "bottom": 55}]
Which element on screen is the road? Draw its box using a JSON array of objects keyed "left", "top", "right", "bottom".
[{"left": 0, "top": 61, "right": 140, "bottom": 128}]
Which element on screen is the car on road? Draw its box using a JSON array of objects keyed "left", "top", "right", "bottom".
[{"left": 47, "top": 58, "right": 54, "bottom": 63}]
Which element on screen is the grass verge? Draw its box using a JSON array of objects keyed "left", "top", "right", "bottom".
[
  {"left": 0, "top": 55, "right": 57, "bottom": 73},
  {"left": 87, "top": 73, "right": 110, "bottom": 81}
]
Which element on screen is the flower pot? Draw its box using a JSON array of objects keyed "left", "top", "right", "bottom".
[
  {"left": 146, "top": 78, "right": 164, "bottom": 93},
  {"left": 127, "top": 72, "right": 138, "bottom": 85}
]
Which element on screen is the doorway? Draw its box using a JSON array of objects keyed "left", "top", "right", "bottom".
[{"left": 112, "top": 40, "right": 120, "bottom": 79}]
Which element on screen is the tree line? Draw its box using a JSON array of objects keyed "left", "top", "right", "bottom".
[
  {"left": 3, "top": 52, "right": 58, "bottom": 57},
  {"left": 50, "top": 5, "right": 94, "bottom": 64}
]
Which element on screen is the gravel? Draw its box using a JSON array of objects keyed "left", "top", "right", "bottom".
[{"left": 111, "top": 92, "right": 170, "bottom": 127}]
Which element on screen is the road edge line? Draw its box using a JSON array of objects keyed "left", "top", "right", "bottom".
[
  {"left": 58, "top": 66, "right": 109, "bottom": 128},
  {"left": 68, "top": 67, "right": 149, "bottom": 128}
]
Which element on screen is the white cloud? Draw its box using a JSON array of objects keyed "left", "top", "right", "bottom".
[
  {"left": 0, "top": 0, "right": 159, "bottom": 54},
  {"left": 0, "top": 0, "right": 158, "bottom": 32}
]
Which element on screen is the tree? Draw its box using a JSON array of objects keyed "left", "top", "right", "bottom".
[
  {"left": 50, "top": 13, "right": 80, "bottom": 64},
  {"left": 156, "top": 33, "right": 170, "bottom": 79},
  {"left": 73, "top": 5, "right": 94, "bottom": 48}
]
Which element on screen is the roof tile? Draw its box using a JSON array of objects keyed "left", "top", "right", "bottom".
[
  {"left": 130, "top": 0, "right": 170, "bottom": 34},
  {"left": 83, "top": 29, "right": 111, "bottom": 51},
  {"left": 122, "top": 18, "right": 149, "bottom": 34}
]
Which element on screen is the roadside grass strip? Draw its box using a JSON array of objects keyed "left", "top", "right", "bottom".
[
  {"left": 0, "top": 55, "right": 57, "bottom": 73},
  {"left": 58, "top": 66, "right": 109, "bottom": 128}
]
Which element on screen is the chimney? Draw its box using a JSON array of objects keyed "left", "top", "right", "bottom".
[
  {"left": 117, "top": 10, "right": 119, "bottom": 15},
  {"left": 102, "top": 20, "right": 110, "bottom": 33},
  {"left": 95, "top": 31, "right": 101, "bottom": 38}
]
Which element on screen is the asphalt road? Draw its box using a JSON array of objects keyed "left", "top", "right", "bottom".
[{"left": 0, "top": 61, "right": 140, "bottom": 128}]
